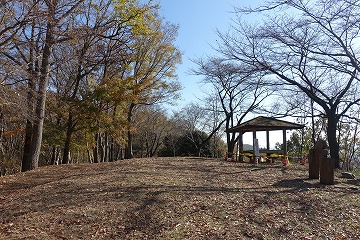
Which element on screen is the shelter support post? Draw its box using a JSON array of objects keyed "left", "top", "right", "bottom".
[
  {"left": 225, "top": 117, "right": 305, "bottom": 164},
  {"left": 238, "top": 131, "right": 243, "bottom": 162},
  {"left": 266, "top": 130, "right": 272, "bottom": 163},
  {"left": 283, "top": 129, "right": 287, "bottom": 157},
  {"left": 252, "top": 131, "right": 257, "bottom": 163}
]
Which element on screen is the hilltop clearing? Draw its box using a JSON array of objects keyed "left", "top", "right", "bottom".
[{"left": 0, "top": 157, "right": 359, "bottom": 239}]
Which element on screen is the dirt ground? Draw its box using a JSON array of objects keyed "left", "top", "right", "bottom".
[{"left": 0, "top": 157, "right": 359, "bottom": 240}]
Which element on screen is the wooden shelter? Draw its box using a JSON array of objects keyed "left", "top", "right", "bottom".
[{"left": 227, "top": 116, "right": 305, "bottom": 162}]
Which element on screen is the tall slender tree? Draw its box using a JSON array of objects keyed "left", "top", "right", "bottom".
[
  {"left": 26, "top": 0, "right": 85, "bottom": 170},
  {"left": 124, "top": 15, "right": 182, "bottom": 158}
]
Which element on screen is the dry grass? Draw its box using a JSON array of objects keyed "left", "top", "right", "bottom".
[{"left": 0, "top": 157, "right": 359, "bottom": 240}]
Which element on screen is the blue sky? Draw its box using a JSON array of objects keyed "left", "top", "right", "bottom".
[
  {"left": 158, "top": 0, "right": 262, "bottom": 108},
  {"left": 158, "top": 1, "right": 287, "bottom": 147}
]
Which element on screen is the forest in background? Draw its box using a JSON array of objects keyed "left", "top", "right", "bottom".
[
  {"left": 0, "top": 0, "right": 227, "bottom": 175},
  {"left": 1, "top": 0, "right": 360, "bottom": 175}
]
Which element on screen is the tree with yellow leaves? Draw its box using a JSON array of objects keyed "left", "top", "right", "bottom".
[{"left": 121, "top": 8, "right": 182, "bottom": 158}]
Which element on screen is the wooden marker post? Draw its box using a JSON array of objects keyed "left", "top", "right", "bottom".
[
  {"left": 320, "top": 158, "right": 335, "bottom": 185},
  {"left": 309, "top": 140, "right": 327, "bottom": 179},
  {"left": 308, "top": 148, "right": 319, "bottom": 179},
  {"left": 308, "top": 140, "right": 334, "bottom": 184}
]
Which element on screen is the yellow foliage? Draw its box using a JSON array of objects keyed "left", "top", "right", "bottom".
[{"left": 113, "top": 0, "right": 158, "bottom": 37}]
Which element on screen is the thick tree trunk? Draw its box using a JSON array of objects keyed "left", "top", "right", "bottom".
[
  {"left": 27, "top": 22, "right": 54, "bottom": 170},
  {"left": 225, "top": 114, "right": 236, "bottom": 157},
  {"left": 28, "top": 92, "right": 47, "bottom": 169},
  {"left": 62, "top": 136, "right": 71, "bottom": 164},
  {"left": 21, "top": 120, "right": 33, "bottom": 171},
  {"left": 227, "top": 141, "right": 236, "bottom": 155},
  {"left": 21, "top": 19, "right": 36, "bottom": 172},
  {"left": 327, "top": 113, "right": 340, "bottom": 169},
  {"left": 0, "top": 113, "right": 4, "bottom": 173}
]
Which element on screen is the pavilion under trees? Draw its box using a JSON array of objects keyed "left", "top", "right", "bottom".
[{"left": 227, "top": 116, "right": 305, "bottom": 162}]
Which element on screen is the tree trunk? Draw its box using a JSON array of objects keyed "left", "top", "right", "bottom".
[
  {"left": 109, "top": 138, "right": 114, "bottom": 162},
  {"left": 87, "top": 148, "right": 92, "bottom": 163},
  {"left": 27, "top": 21, "right": 54, "bottom": 170},
  {"left": 86, "top": 142, "right": 93, "bottom": 163},
  {"left": 150, "top": 138, "right": 162, "bottom": 157},
  {"left": 0, "top": 113, "right": 4, "bottom": 172},
  {"left": 119, "top": 147, "right": 124, "bottom": 160},
  {"left": 104, "top": 132, "right": 108, "bottom": 162},
  {"left": 99, "top": 133, "right": 105, "bottom": 162},
  {"left": 327, "top": 112, "right": 340, "bottom": 168},
  {"left": 21, "top": 18, "right": 36, "bottom": 172},
  {"left": 93, "top": 133, "right": 99, "bottom": 163},
  {"left": 28, "top": 91, "right": 47, "bottom": 170},
  {"left": 125, "top": 103, "right": 135, "bottom": 159},
  {"left": 227, "top": 139, "right": 236, "bottom": 154},
  {"left": 225, "top": 114, "right": 236, "bottom": 156},
  {"left": 196, "top": 118, "right": 225, "bottom": 158},
  {"left": 62, "top": 136, "right": 71, "bottom": 164},
  {"left": 21, "top": 120, "right": 33, "bottom": 171},
  {"left": 62, "top": 56, "right": 83, "bottom": 165},
  {"left": 172, "top": 145, "right": 176, "bottom": 157},
  {"left": 62, "top": 114, "right": 74, "bottom": 164},
  {"left": 125, "top": 129, "right": 134, "bottom": 159},
  {"left": 50, "top": 146, "right": 57, "bottom": 165}
]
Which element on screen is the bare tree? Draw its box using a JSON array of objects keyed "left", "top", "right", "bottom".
[
  {"left": 338, "top": 112, "right": 360, "bottom": 171},
  {"left": 1, "top": 1, "right": 86, "bottom": 171},
  {"left": 193, "top": 57, "right": 271, "bottom": 154},
  {"left": 26, "top": 0, "right": 85, "bottom": 170},
  {"left": 218, "top": 0, "right": 360, "bottom": 168},
  {"left": 132, "top": 106, "right": 171, "bottom": 157},
  {"left": 0, "top": 1, "right": 31, "bottom": 49}
]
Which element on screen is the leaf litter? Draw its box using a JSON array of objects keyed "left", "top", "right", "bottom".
[{"left": 0, "top": 157, "right": 359, "bottom": 239}]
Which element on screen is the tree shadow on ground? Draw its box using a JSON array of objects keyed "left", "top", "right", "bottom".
[
  {"left": 272, "top": 178, "right": 321, "bottom": 190},
  {"left": 345, "top": 178, "right": 360, "bottom": 187},
  {"left": 273, "top": 178, "right": 360, "bottom": 194},
  {"left": 123, "top": 190, "right": 165, "bottom": 237},
  {"left": 1, "top": 157, "right": 359, "bottom": 239}
]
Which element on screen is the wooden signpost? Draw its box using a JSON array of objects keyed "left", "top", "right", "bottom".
[{"left": 308, "top": 140, "right": 334, "bottom": 185}]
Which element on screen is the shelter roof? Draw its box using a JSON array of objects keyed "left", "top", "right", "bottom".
[{"left": 227, "top": 116, "right": 305, "bottom": 133}]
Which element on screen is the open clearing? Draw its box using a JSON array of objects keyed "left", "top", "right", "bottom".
[{"left": 0, "top": 157, "right": 359, "bottom": 239}]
